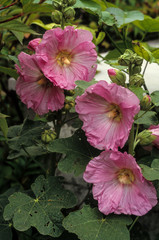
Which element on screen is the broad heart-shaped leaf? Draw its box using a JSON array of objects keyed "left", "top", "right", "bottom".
[
  {"left": 8, "top": 119, "right": 48, "bottom": 151},
  {"left": 63, "top": 205, "right": 132, "bottom": 240},
  {"left": 151, "top": 91, "right": 159, "bottom": 107},
  {"left": 134, "top": 111, "right": 158, "bottom": 126},
  {"left": 0, "top": 188, "right": 19, "bottom": 240},
  {"left": 47, "top": 129, "right": 101, "bottom": 176},
  {"left": 140, "top": 159, "right": 159, "bottom": 181},
  {"left": 133, "top": 15, "right": 159, "bottom": 33},
  {"left": 106, "top": 7, "right": 144, "bottom": 28},
  {"left": 98, "top": 11, "right": 116, "bottom": 26},
  {"left": 74, "top": 0, "right": 101, "bottom": 12},
  {"left": 3, "top": 175, "right": 76, "bottom": 237}
]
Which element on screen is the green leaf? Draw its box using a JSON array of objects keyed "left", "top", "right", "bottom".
[
  {"left": 151, "top": 91, "right": 159, "bottom": 107},
  {"left": 0, "top": 114, "right": 8, "bottom": 139},
  {"left": 73, "top": 0, "right": 101, "bottom": 14},
  {"left": 11, "top": 30, "right": 24, "bottom": 45},
  {"left": 135, "top": 111, "right": 158, "bottom": 126},
  {"left": 4, "top": 175, "right": 76, "bottom": 237},
  {"left": 0, "top": 20, "right": 38, "bottom": 34},
  {"left": 140, "top": 159, "right": 159, "bottom": 181},
  {"left": 23, "top": 2, "right": 54, "bottom": 13},
  {"left": 129, "top": 86, "right": 145, "bottom": 101},
  {"left": 99, "top": 11, "right": 116, "bottom": 26},
  {"left": 133, "top": 15, "right": 159, "bottom": 33},
  {"left": 63, "top": 205, "right": 132, "bottom": 240},
  {"left": 8, "top": 119, "right": 48, "bottom": 151},
  {"left": 132, "top": 41, "right": 153, "bottom": 62},
  {"left": 31, "top": 19, "right": 55, "bottom": 30},
  {"left": 0, "top": 66, "right": 18, "bottom": 79},
  {"left": 47, "top": 129, "right": 100, "bottom": 176},
  {"left": 107, "top": 7, "right": 144, "bottom": 28},
  {"left": 75, "top": 79, "right": 97, "bottom": 91}
]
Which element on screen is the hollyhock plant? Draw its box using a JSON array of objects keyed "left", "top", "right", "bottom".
[
  {"left": 16, "top": 52, "right": 65, "bottom": 115},
  {"left": 75, "top": 80, "right": 140, "bottom": 150},
  {"left": 35, "top": 26, "right": 97, "bottom": 90},
  {"left": 148, "top": 125, "right": 159, "bottom": 149},
  {"left": 83, "top": 150, "right": 157, "bottom": 216}
]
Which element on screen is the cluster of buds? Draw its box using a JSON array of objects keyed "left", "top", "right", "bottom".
[
  {"left": 41, "top": 129, "right": 57, "bottom": 143},
  {"left": 64, "top": 96, "right": 75, "bottom": 111},
  {"left": 118, "top": 49, "right": 143, "bottom": 67},
  {"left": 52, "top": 0, "right": 76, "bottom": 24},
  {"left": 107, "top": 69, "right": 126, "bottom": 87}
]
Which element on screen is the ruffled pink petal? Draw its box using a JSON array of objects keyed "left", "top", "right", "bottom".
[
  {"left": 83, "top": 150, "right": 157, "bottom": 216},
  {"left": 75, "top": 80, "right": 140, "bottom": 150},
  {"left": 35, "top": 27, "right": 97, "bottom": 90},
  {"left": 28, "top": 38, "right": 41, "bottom": 51}
]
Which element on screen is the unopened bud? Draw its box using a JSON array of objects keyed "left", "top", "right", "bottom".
[
  {"left": 51, "top": 10, "right": 62, "bottom": 24},
  {"left": 41, "top": 129, "right": 57, "bottom": 143},
  {"left": 140, "top": 95, "right": 151, "bottom": 110},
  {"left": 68, "top": 0, "right": 76, "bottom": 6},
  {"left": 132, "top": 65, "right": 141, "bottom": 74},
  {"left": 28, "top": 38, "right": 41, "bottom": 51},
  {"left": 63, "top": 7, "right": 75, "bottom": 20},
  {"left": 137, "top": 130, "right": 156, "bottom": 146},
  {"left": 129, "top": 74, "right": 144, "bottom": 87},
  {"left": 108, "top": 69, "right": 126, "bottom": 87},
  {"left": 65, "top": 89, "right": 75, "bottom": 96},
  {"left": 52, "top": 0, "right": 62, "bottom": 10}
]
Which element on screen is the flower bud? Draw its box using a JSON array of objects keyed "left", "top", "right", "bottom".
[
  {"left": 129, "top": 74, "right": 144, "bottom": 87},
  {"left": 107, "top": 69, "right": 126, "bottom": 87},
  {"left": 68, "top": 0, "right": 76, "bottom": 6},
  {"left": 137, "top": 130, "right": 156, "bottom": 146},
  {"left": 65, "top": 89, "right": 75, "bottom": 96},
  {"left": 64, "top": 96, "right": 75, "bottom": 110},
  {"left": 51, "top": 10, "right": 62, "bottom": 24},
  {"left": 52, "top": 0, "right": 62, "bottom": 10},
  {"left": 118, "top": 49, "right": 143, "bottom": 66},
  {"left": 63, "top": 7, "right": 75, "bottom": 20},
  {"left": 132, "top": 65, "right": 141, "bottom": 74},
  {"left": 28, "top": 38, "right": 41, "bottom": 51},
  {"left": 140, "top": 95, "right": 151, "bottom": 110},
  {"left": 41, "top": 129, "right": 57, "bottom": 143}
]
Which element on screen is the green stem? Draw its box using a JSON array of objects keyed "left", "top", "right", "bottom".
[
  {"left": 142, "top": 61, "right": 149, "bottom": 92},
  {"left": 129, "top": 216, "right": 139, "bottom": 231},
  {"left": 128, "top": 124, "right": 134, "bottom": 156},
  {"left": 105, "top": 30, "right": 123, "bottom": 54}
]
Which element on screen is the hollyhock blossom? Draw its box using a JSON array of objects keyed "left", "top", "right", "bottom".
[
  {"left": 148, "top": 125, "right": 159, "bottom": 149},
  {"left": 83, "top": 150, "right": 157, "bottom": 216},
  {"left": 75, "top": 80, "right": 140, "bottom": 150},
  {"left": 16, "top": 52, "right": 65, "bottom": 115},
  {"left": 28, "top": 38, "right": 41, "bottom": 51},
  {"left": 35, "top": 26, "right": 97, "bottom": 90}
]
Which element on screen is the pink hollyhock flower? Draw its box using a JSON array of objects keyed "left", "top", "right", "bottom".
[
  {"left": 75, "top": 80, "right": 140, "bottom": 150},
  {"left": 16, "top": 52, "right": 65, "bottom": 115},
  {"left": 148, "top": 125, "right": 159, "bottom": 149},
  {"left": 83, "top": 150, "right": 157, "bottom": 216},
  {"left": 35, "top": 26, "right": 97, "bottom": 90},
  {"left": 28, "top": 38, "right": 41, "bottom": 51}
]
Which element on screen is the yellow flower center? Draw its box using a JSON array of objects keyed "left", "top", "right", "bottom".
[
  {"left": 117, "top": 168, "right": 135, "bottom": 185},
  {"left": 56, "top": 51, "right": 72, "bottom": 67},
  {"left": 37, "top": 76, "right": 52, "bottom": 88},
  {"left": 106, "top": 104, "right": 122, "bottom": 122}
]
